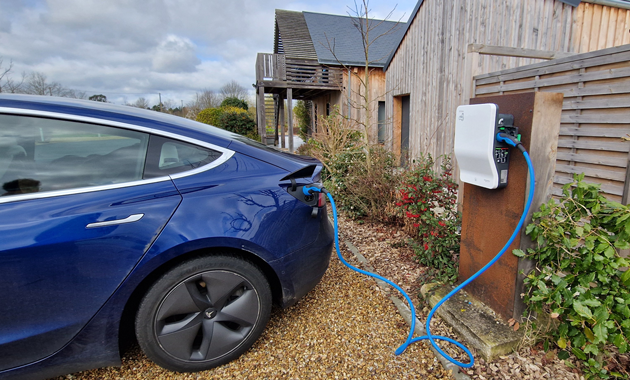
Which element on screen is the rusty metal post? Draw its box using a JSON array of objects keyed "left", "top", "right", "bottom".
[{"left": 458, "top": 92, "right": 563, "bottom": 321}]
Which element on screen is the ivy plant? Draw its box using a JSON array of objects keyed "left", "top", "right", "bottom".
[{"left": 514, "top": 174, "right": 630, "bottom": 379}]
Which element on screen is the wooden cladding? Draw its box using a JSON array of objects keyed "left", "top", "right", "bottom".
[
  {"left": 474, "top": 44, "right": 630, "bottom": 203},
  {"left": 256, "top": 53, "right": 342, "bottom": 89}
]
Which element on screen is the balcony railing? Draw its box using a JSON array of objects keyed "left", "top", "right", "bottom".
[{"left": 256, "top": 53, "right": 342, "bottom": 89}]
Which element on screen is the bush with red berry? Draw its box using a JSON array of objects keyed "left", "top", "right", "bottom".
[{"left": 395, "top": 154, "right": 461, "bottom": 283}]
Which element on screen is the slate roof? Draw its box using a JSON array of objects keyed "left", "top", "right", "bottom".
[
  {"left": 274, "top": 9, "right": 406, "bottom": 68},
  {"left": 274, "top": 10, "right": 318, "bottom": 60}
]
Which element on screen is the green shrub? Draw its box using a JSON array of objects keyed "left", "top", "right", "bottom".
[
  {"left": 394, "top": 154, "right": 461, "bottom": 284},
  {"left": 514, "top": 174, "right": 630, "bottom": 379},
  {"left": 196, "top": 107, "right": 223, "bottom": 126},
  {"left": 220, "top": 97, "right": 248, "bottom": 110},
  {"left": 297, "top": 110, "right": 400, "bottom": 223},
  {"left": 218, "top": 106, "right": 256, "bottom": 136},
  {"left": 294, "top": 100, "right": 311, "bottom": 139}
]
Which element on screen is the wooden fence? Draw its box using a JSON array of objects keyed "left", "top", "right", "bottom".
[{"left": 474, "top": 44, "right": 630, "bottom": 203}]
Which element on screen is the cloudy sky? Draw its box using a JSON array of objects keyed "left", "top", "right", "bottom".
[{"left": 0, "top": 0, "right": 417, "bottom": 107}]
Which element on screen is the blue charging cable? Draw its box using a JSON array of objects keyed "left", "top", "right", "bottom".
[{"left": 306, "top": 134, "right": 535, "bottom": 368}]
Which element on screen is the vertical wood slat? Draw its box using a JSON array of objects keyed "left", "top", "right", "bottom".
[
  {"left": 386, "top": 0, "right": 629, "bottom": 172},
  {"left": 473, "top": 44, "right": 630, "bottom": 202}
]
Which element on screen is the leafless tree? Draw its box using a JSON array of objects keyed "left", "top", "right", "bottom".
[
  {"left": 130, "top": 97, "right": 150, "bottom": 109},
  {"left": 198, "top": 89, "right": 221, "bottom": 109},
  {"left": 324, "top": 0, "right": 402, "bottom": 170},
  {"left": 0, "top": 58, "right": 13, "bottom": 93},
  {"left": 220, "top": 80, "right": 248, "bottom": 101},
  {"left": 185, "top": 89, "right": 222, "bottom": 120},
  {"left": 25, "top": 72, "right": 70, "bottom": 97}
]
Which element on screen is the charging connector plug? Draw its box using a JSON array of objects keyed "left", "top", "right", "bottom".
[
  {"left": 302, "top": 185, "right": 323, "bottom": 196},
  {"left": 497, "top": 132, "right": 526, "bottom": 153}
]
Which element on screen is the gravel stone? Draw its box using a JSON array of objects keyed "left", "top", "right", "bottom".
[{"left": 56, "top": 250, "right": 452, "bottom": 379}]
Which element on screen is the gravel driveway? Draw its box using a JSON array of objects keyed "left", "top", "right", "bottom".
[{"left": 58, "top": 252, "right": 452, "bottom": 380}]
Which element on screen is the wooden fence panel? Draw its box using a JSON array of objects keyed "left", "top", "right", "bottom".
[{"left": 474, "top": 44, "right": 630, "bottom": 203}]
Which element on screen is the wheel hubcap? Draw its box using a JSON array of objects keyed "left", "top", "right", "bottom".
[
  {"left": 154, "top": 271, "right": 260, "bottom": 362},
  {"left": 204, "top": 308, "right": 217, "bottom": 319}
]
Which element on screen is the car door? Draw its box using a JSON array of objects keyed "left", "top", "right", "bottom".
[{"left": 0, "top": 113, "right": 182, "bottom": 371}]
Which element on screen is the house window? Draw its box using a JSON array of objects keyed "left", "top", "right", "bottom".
[{"left": 377, "top": 101, "right": 386, "bottom": 144}]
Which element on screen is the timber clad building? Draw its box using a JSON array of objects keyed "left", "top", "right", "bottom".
[
  {"left": 255, "top": 10, "right": 406, "bottom": 151},
  {"left": 257, "top": 0, "right": 630, "bottom": 202},
  {"left": 384, "top": 0, "right": 630, "bottom": 202}
]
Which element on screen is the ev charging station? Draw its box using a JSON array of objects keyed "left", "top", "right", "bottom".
[
  {"left": 455, "top": 92, "right": 564, "bottom": 322},
  {"left": 306, "top": 91, "right": 563, "bottom": 366}
]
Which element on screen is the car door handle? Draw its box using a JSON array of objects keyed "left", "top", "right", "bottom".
[{"left": 86, "top": 214, "right": 145, "bottom": 229}]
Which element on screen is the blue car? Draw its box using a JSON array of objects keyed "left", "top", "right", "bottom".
[{"left": 0, "top": 94, "right": 333, "bottom": 379}]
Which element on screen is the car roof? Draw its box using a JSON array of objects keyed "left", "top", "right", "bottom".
[
  {"left": 0, "top": 94, "right": 322, "bottom": 175},
  {"left": 0, "top": 94, "right": 238, "bottom": 148}
]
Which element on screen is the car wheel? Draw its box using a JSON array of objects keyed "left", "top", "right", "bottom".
[{"left": 135, "top": 255, "right": 272, "bottom": 372}]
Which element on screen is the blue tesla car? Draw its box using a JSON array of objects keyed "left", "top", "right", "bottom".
[{"left": 0, "top": 94, "right": 333, "bottom": 379}]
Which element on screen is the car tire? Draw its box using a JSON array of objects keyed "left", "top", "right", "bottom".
[{"left": 135, "top": 255, "right": 272, "bottom": 372}]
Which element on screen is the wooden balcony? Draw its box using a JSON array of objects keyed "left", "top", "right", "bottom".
[{"left": 256, "top": 53, "right": 343, "bottom": 99}]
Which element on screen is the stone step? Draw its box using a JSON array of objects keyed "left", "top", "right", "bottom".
[{"left": 421, "top": 283, "right": 523, "bottom": 361}]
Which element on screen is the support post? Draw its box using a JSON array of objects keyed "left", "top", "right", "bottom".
[
  {"left": 458, "top": 92, "right": 564, "bottom": 321},
  {"left": 274, "top": 94, "right": 279, "bottom": 146},
  {"left": 287, "top": 88, "right": 294, "bottom": 153},
  {"left": 257, "top": 86, "right": 267, "bottom": 141},
  {"left": 279, "top": 96, "right": 286, "bottom": 149}
]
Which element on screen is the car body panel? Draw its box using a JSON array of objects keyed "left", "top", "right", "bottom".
[
  {"left": 0, "top": 94, "right": 333, "bottom": 379},
  {"left": 0, "top": 181, "right": 182, "bottom": 371}
]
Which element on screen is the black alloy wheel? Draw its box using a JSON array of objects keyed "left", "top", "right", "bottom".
[{"left": 135, "top": 256, "right": 272, "bottom": 372}]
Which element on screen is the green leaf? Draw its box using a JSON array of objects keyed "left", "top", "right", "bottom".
[
  {"left": 557, "top": 337, "right": 567, "bottom": 349},
  {"left": 575, "top": 226, "right": 584, "bottom": 237},
  {"left": 512, "top": 249, "right": 526, "bottom": 258},
  {"left": 582, "top": 298, "right": 602, "bottom": 308},
  {"left": 525, "top": 223, "right": 536, "bottom": 235},
  {"left": 584, "top": 343, "right": 599, "bottom": 355},
  {"left": 558, "top": 350, "right": 570, "bottom": 360},
  {"left": 573, "top": 334, "right": 586, "bottom": 349},
  {"left": 604, "top": 246, "right": 617, "bottom": 258},
  {"left": 584, "top": 326, "right": 596, "bottom": 342},
  {"left": 616, "top": 212, "right": 630, "bottom": 225},
  {"left": 615, "top": 239, "right": 630, "bottom": 250},
  {"left": 572, "top": 347, "right": 587, "bottom": 360},
  {"left": 593, "top": 324, "right": 608, "bottom": 344},
  {"left": 613, "top": 334, "right": 625, "bottom": 349},
  {"left": 621, "top": 269, "right": 630, "bottom": 287}
]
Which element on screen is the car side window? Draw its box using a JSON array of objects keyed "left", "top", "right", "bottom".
[
  {"left": 144, "top": 135, "right": 222, "bottom": 178},
  {"left": 0, "top": 114, "right": 149, "bottom": 197}
]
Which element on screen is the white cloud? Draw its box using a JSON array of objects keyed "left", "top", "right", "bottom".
[
  {"left": 0, "top": 0, "right": 416, "bottom": 105},
  {"left": 152, "top": 35, "right": 200, "bottom": 73}
]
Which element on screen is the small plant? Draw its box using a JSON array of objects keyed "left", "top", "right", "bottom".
[
  {"left": 394, "top": 154, "right": 461, "bottom": 283},
  {"left": 514, "top": 174, "right": 630, "bottom": 379}
]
